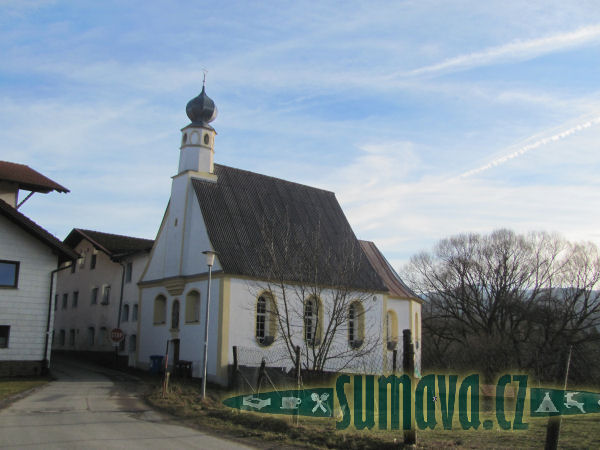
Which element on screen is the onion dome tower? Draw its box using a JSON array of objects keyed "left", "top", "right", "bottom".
[{"left": 179, "top": 84, "right": 218, "bottom": 174}]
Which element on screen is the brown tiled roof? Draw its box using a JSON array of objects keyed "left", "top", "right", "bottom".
[
  {"left": 0, "top": 199, "right": 78, "bottom": 262},
  {"left": 0, "top": 161, "right": 69, "bottom": 193},
  {"left": 191, "top": 164, "right": 387, "bottom": 292},
  {"left": 64, "top": 228, "right": 153, "bottom": 258},
  {"left": 359, "top": 240, "right": 421, "bottom": 301}
]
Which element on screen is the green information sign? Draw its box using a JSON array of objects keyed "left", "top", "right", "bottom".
[
  {"left": 530, "top": 388, "right": 600, "bottom": 417},
  {"left": 223, "top": 388, "right": 333, "bottom": 417}
]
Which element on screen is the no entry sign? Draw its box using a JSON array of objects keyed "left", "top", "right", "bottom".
[{"left": 111, "top": 328, "right": 124, "bottom": 343}]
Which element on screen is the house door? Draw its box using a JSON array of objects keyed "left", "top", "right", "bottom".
[{"left": 172, "top": 339, "right": 180, "bottom": 364}]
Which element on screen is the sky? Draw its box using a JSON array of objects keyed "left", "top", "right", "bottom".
[{"left": 2, "top": 1, "right": 600, "bottom": 270}]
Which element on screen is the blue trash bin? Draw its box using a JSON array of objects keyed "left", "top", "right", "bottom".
[{"left": 150, "top": 355, "right": 164, "bottom": 373}]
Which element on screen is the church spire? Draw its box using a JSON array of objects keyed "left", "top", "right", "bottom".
[{"left": 179, "top": 84, "right": 218, "bottom": 174}]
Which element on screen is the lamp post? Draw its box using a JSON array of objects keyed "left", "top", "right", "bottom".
[{"left": 201, "top": 250, "right": 217, "bottom": 400}]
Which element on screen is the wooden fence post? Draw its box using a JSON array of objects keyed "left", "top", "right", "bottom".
[{"left": 403, "top": 329, "right": 417, "bottom": 446}]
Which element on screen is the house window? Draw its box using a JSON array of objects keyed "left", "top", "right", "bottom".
[
  {"left": 69, "top": 329, "right": 75, "bottom": 346},
  {"left": 348, "top": 301, "right": 365, "bottom": 349},
  {"left": 132, "top": 304, "right": 138, "bottom": 322},
  {"left": 59, "top": 329, "right": 66, "bottom": 346},
  {"left": 256, "top": 294, "right": 276, "bottom": 346},
  {"left": 122, "top": 304, "right": 129, "bottom": 322},
  {"left": 88, "top": 327, "right": 95, "bottom": 346},
  {"left": 54, "top": 294, "right": 58, "bottom": 311},
  {"left": 0, "top": 260, "right": 19, "bottom": 288},
  {"left": 0, "top": 326, "right": 9, "bottom": 348},
  {"left": 185, "top": 291, "right": 201, "bottom": 323},
  {"left": 119, "top": 334, "right": 126, "bottom": 352},
  {"left": 72, "top": 291, "right": 79, "bottom": 308},
  {"left": 62, "top": 293, "right": 68, "bottom": 309},
  {"left": 101, "top": 285, "right": 111, "bottom": 305},
  {"left": 154, "top": 295, "right": 166, "bottom": 324},
  {"left": 125, "top": 262, "right": 133, "bottom": 283},
  {"left": 171, "top": 300, "right": 180, "bottom": 330},
  {"left": 129, "top": 335, "right": 137, "bottom": 353},
  {"left": 304, "top": 297, "right": 321, "bottom": 346},
  {"left": 386, "top": 310, "right": 398, "bottom": 351},
  {"left": 99, "top": 327, "right": 107, "bottom": 346},
  {"left": 91, "top": 287, "right": 98, "bottom": 305},
  {"left": 90, "top": 253, "right": 97, "bottom": 269}
]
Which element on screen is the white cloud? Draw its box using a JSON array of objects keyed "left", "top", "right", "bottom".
[{"left": 393, "top": 24, "right": 600, "bottom": 78}]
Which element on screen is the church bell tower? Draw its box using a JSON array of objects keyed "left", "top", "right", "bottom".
[{"left": 178, "top": 83, "right": 218, "bottom": 174}]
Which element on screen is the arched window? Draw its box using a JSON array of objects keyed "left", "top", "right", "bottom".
[
  {"left": 256, "top": 294, "right": 276, "bottom": 346},
  {"left": 87, "top": 327, "right": 95, "bottom": 346},
  {"left": 171, "top": 300, "right": 180, "bottom": 330},
  {"left": 386, "top": 310, "right": 398, "bottom": 350},
  {"left": 154, "top": 294, "right": 166, "bottom": 324},
  {"left": 129, "top": 334, "right": 137, "bottom": 353},
  {"left": 415, "top": 311, "right": 420, "bottom": 350},
  {"left": 304, "top": 297, "right": 321, "bottom": 346},
  {"left": 185, "top": 291, "right": 201, "bottom": 323},
  {"left": 122, "top": 304, "right": 129, "bottom": 322},
  {"left": 348, "top": 301, "right": 365, "bottom": 349}
]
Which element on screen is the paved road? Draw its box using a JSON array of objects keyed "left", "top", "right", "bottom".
[{"left": 0, "top": 357, "right": 255, "bottom": 449}]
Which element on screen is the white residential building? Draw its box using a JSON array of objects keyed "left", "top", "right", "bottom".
[
  {"left": 53, "top": 229, "right": 152, "bottom": 366},
  {"left": 0, "top": 161, "right": 77, "bottom": 376}
]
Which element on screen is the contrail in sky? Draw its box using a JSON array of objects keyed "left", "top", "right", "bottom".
[{"left": 458, "top": 116, "right": 600, "bottom": 179}]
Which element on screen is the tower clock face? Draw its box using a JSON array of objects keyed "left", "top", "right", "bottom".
[{"left": 204, "top": 133, "right": 210, "bottom": 145}]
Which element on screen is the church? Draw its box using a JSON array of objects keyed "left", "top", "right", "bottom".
[{"left": 136, "top": 87, "right": 422, "bottom": 384}]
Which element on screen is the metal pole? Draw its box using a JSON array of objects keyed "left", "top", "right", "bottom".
[{"left": 201, "top": 264, "right": 213, "bottom": 400}]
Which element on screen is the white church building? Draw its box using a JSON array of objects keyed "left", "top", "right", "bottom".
[{"left": 137, "top": 87, "right": 422, "bottom": 384}]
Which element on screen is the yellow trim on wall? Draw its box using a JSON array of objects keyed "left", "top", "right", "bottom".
[{"left": 217, "top": 277, "right": 231, "bottom": 381}]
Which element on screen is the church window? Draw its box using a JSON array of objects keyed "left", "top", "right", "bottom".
[
  {"left": 154, "top": 295, "right": 166, "bottom": 324},
  {"left": 256, "top": 294, "right": 276, "bottom": 346},
  {"left": 171, "top": 300, "right": 180, "bottom": 330},
  {"left": 185, "top": 291, "right": 201, "bottom": 323},
  {"left": 348, "top": 301, "right": 365, "bottom": 349},
  {"left": 386, "top": 310, "right": 398, "bottom": 350},
  {"left": 304, "top": 296, "right": 322, "bottom": 346}
]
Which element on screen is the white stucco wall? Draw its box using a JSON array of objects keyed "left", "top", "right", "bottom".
[
  {"left": 138, "top": 277, "right": 221, "bottom": 378},
  {"left": 143, "top": 174, "right": 220, "bottom": 283},
  {"left": 226, "top": 277, "right": 386, "bottom": 374},
  {"left": 0, "top": 215, "right": 58, "bottom": 362}
]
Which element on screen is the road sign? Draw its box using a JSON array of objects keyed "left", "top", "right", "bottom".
[{"left": 110, "top": 328, "right": 124, "bottom": 343}]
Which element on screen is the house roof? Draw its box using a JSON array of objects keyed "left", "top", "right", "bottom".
[
  {"left": 192, "top": 164, "right": 388, "bottom": 292},
  {"left": 0, "top": 161, "right": 69, "bottom": 193},
  {"left": 359, "top": 240, "right": 421, "bottom": 301},
  {"left": 64, "top": 228, "right": 154, "bottom": 259},
  {"left": 0, "top": 199, "right": 78, "bottom": 262}
]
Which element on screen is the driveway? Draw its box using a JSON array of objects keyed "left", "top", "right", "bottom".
[{"left": 0, "top": 356, "right": 255, "bottom": 449}]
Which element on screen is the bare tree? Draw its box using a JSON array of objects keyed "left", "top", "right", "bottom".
[
  {"left": 404, "top": 229, "right": 600, "bottom": 381},
  {"left": 249, "top": 212, "right": 382, "bottom": 373}
]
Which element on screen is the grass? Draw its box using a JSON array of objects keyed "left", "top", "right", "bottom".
[
  {"left": 0, "top": 378, "right": 49, "bottom": 402},
  {"left": 145, "top": 378, "right": 600, "bottom": 449}
]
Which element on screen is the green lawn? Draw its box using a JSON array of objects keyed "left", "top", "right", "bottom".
[{"left": 0, "top": 378, "right": 49, "bottom": 401}]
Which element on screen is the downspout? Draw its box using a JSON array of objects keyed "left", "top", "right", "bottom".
[
  {"left": 114, "top": 260, "right": 126, "bottom": 365},
  {"left": 44, "top": 261, "right": 76, "bottom": 374}
]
